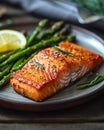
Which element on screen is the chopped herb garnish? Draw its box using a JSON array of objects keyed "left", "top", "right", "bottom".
[
  {"left": 78, "top": 75, "right": 104, "bottom": 89},
  {"left": 53, "top": 46, "right": 74, "bottom": 57},
  {"left": 34, "top": 60, "right": 44, "bottom": 69}
]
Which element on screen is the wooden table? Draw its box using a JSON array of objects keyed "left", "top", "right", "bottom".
[{"left": 0, "top": 3, "right": 104, "bottom": 130}]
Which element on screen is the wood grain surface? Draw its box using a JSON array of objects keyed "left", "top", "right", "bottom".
[
  {"left": 0, "top": 123, "right": 104, "bottom": 130},
  {"left": 0, "top": 93, "right": 103, "bottom": 123}
]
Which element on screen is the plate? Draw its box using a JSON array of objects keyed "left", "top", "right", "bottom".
[{"left": 0, "top": 22, "right": 104, "bottom": 111}]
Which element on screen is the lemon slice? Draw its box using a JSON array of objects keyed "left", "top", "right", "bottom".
[{"left": 0, "top": 30, "right": 26, "bottom": 53}]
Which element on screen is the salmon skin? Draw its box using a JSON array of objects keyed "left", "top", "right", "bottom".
[{"left": 10, "top": 42, "right": 104, "bottom": 101}]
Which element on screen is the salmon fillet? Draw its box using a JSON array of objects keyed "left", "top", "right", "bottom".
[{"left": 10, "top": 42, "right": 104, "bottom": 101}]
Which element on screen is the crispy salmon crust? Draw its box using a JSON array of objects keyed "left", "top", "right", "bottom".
[{"left": 10, "top": 42, "right": 104, "bottom": 101}]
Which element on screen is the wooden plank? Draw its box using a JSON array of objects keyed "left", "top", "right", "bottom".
[
  {"left": 0, "top": 94, "right": 103, "bottom": 123},
  {"left": 0, "top": 123, "right": 104, "bottom": 130}
]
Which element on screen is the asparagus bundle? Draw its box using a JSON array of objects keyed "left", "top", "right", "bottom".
[{"left": 0, "top": 19, "right": 75, "bottom": 87}]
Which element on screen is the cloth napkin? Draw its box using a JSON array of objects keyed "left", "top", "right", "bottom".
[{"left": 3, "top": 0, "right": 104, "bottom": 31}]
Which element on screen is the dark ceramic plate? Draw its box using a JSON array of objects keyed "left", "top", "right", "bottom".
[{"left": 0, "top": 22, "right": 104, "bottom": 111}]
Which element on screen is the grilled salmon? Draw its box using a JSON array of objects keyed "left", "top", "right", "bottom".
[{"left": 10, "top": 42, "right": 104, "bottom": 101}]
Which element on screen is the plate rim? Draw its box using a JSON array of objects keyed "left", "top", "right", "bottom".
[{"left": 0, "top": 22, "right": 104, "bottom": 111}]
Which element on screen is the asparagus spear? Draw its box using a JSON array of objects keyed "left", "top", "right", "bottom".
[
  {"left": 36, "top": 21, "right": 64, "bottom": 40},
  {"left": 54, "top": 24, "right": 70, "bottom": 37},
  {"left": 78, "top": 75, "right": 104, "bottom": 89},
  {"left": 0, "top": 21, "right": 75, "bottom": 87},
  {"left": 11, "top": 29, "right": 73, "bottom": 72},
  {"left": 0, "top": 34, "right": 75, "bottom": 87},
  {"left": 0, "top": 21, "right": 64, "bottom": 65},
  {"left": 0, "top": 21, "right": 64, "bottom": 64},
  {"left": 0, "top": 63, "right": 13, "bottom": 79},
  {"left": 0, "top": 35, "right": 76, "bottom": 87},
  {"left": 0, "top": 50, "right": 42, "bottom": 87},
  {"left": 2, "top": 21, "right": 64, "bottom": 71},
  {"left": 4, "top": 35, "right": 75, "bottom": 76},
  {"left": 0, "top": 19, "right": 47, "bottom": 64},
  {"left": 10, "top": 21, "right": 64, "bottom": 65},
  {"left": 0, "top": 50, "right": 19, "bottom": 63},
  {"left": 11, "top": 50, "right": 41, "bottom": 72},
  {"left": 0, "top": 73, "right": 12, "bottom": 88},
  {"left": 11, "top": 58, "right": 25, "bottom": 71},
  {"left": 0, "top": 36, "right": 65, "bottom": 68},
  {"left": 27, "top": 19, "right": 48, "bottom": 47}
]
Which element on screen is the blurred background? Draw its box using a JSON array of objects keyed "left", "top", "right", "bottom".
[{"left": 0, "top": 0, "right": 104, "bottom": 32}]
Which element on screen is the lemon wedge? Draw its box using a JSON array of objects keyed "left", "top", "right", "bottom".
[{"left": 0, "top": 30, "right": 26, "bottom": 53}]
